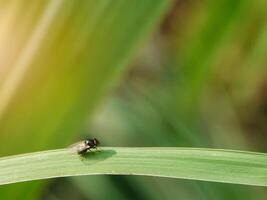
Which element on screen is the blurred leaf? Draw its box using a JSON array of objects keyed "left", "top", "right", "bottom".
[
  {"left": 176, "top": 0, "right": 250, "bottom": 110},
  {"left": 0, "top": 0, "right": 172, "bottom": 199},
  {"left": 0, "top": 147, "right": 267, "bottom": 187},
  {"left": 236, "top": 5, "right": 267, "bottom": 100}
]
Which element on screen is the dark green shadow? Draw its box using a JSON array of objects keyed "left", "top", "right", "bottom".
[{"left": 79, "top": 149, "right": 116, "bottom": 165}]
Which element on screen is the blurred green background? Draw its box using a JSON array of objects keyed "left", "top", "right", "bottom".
[{"left": 0, "top": 0, "right": 267, "bottom": 199}]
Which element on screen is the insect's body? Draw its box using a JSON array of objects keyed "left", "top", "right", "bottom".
[{"left": 70, "top": 138, "right": 100, "bottom": 155}]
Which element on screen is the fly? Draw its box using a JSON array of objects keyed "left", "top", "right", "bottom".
[{"left": 70, "top": 138, "right": 100, "bottom": 155}]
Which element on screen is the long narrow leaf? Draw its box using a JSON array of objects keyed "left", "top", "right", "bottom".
[{"left": 0, "top": 147, "right": 266, "bottom": 186}]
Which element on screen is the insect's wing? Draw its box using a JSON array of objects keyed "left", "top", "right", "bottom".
[{"left": 68, "top": 141, "right": 86, "bottom": 153}]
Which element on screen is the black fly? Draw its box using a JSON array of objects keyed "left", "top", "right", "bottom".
[{"left": 70, "top": 138, "right": 100, "bottom": 155}]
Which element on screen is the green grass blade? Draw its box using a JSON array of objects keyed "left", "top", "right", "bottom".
[{"left": 0, "top": 147, "right": 266, "bottom": 186}]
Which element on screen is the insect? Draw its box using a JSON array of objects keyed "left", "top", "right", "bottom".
[{"left": 70, "top": 138, "right": 100, "bottom": 155}]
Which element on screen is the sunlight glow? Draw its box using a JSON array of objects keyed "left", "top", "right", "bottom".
[{"left": 0, "top": 0, "right": 63, "bottom": 119}]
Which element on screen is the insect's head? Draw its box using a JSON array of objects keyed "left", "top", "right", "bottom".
[
  {"left": 93, "top": 138, "right": 99, "bottom": 146},
  {"left": 84, "top": 138, "right": 99, "bottom": 147}
]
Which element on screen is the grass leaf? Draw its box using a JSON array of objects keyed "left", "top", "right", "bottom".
[{"left": 1, "top": 147, "right": 266, "bottom": 186}]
